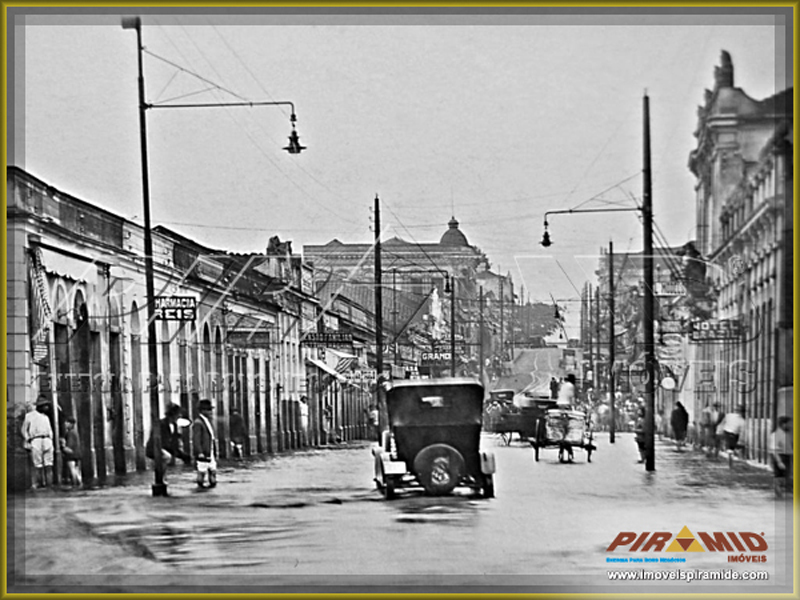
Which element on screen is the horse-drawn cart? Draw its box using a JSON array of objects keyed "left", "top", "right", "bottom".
[{"left": 530, "top": 407, "right": 596, "bottom": 463}]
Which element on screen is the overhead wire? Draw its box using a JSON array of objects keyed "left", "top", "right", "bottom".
[
  {"left": 207, "top": 21, "right": 364, "bottom": 215},
  {"left": 149, "top": 18, "right": 359, "bottom": 227}
]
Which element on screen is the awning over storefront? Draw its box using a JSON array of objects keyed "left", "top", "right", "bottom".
[
  {"left": 306, "top": 358, "right": 347, "bottom": 382},
  {"left": 325, "top": 348, "right": 359, "bottom": 373},
  {"left": 39, "top": 247, "right": 98, "bottom": 284}
]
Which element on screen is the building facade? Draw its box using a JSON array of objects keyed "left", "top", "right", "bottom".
[
  {"left": 687, "top": 51, "right": 793, "bottom": 464},
  {"left": 7, "top": 167, "right": 370, "bottom": 491}
]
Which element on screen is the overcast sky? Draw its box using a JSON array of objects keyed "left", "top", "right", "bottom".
[{"left": 12, "top": 9, "right": 790, "bottom": 336}]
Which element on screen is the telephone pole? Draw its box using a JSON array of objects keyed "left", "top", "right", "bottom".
[
  {"left": 642, "top": 93, "right": 656, "bottom": 471},
  {"left": 608, "top": 241, "right": 616, "bottom": 444},
  {"left": 374, "top": 196, "right": 384, "bottom": 424},
  {"left": 479, "top": 287, "right": 485, "bottom": 385}
]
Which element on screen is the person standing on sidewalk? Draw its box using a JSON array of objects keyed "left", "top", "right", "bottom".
[
  {"left": 700, "top": 401, "right": 723, "bottom": 457},
  {"left": 655, "top": 410, "right": 664, "bottom": 440},
  {"left": 719, "top": 404, "right": 746, "bottom": 464},
  {"left": 59, "top": 416, "right": 82, "bottom": 488},
  {"left": 633, "top": 407, "right": 646, "bottom": 464},
  {"left": 146, "top": 403, "right": 191, "bottom": 467},
  {"left": 769, "top": 416, "right": 793, "bottom": 497},
  {"left": 22, "top": 396, "right": 55, "bottom": 489},
  {"left": 549, "top": 377, "right": 559, "bottom": 399},
  {"left": 229, "top": 408, "right": 245, "bottom": 459},
  {"left": 298, "top": 396, "right": 310, "bottom": 447},
  {"left": 192, "top": 399, "right": 218, "bottom": 489},
  {"left": 670, "top": 401, "right": 689, "bottom": 451}
]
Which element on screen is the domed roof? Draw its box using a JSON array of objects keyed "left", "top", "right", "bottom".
[{"left": 440, "top": 216, "right": 469, "bottom": 246}]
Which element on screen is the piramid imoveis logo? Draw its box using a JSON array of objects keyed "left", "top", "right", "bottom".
[
  {"left": 666, "top": 526, "right": 704, "bottom": 552},
  {"left": 607, "top": 526, "right": 768, "bottom": 553}
]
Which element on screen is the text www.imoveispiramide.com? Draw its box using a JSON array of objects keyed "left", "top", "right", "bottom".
[{"left": 608, "top": 569, "right": 768, "bottom": 582}]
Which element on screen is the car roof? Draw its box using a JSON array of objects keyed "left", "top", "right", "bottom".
[{"left": 387, "top": 377, "right": 483, "bottom": 390}]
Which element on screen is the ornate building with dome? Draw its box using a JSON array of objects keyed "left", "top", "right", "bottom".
[{"left": 304, "top": 217, "right": 515, "bottom": 376}]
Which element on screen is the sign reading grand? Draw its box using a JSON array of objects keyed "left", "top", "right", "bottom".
[
  {"left": 301, "top": 332, "right": 353, "bottom": 347},
  {"left": 154, "top": 296, "right": 197, "bottom": 321},
  {"left": 421, "top": 351, "right": 451, "bottom": 365}
]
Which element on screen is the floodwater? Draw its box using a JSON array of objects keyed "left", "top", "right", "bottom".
[{"left": 9, "top": 433, "right": 794, "bottom": 593}]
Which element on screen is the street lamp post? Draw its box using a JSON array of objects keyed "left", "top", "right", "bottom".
[
  {"left": 122, "top": 16, "right": 166, "bottom": 496},
  {"left": 122, "top": 16, "right": 304, "bottom": 496},
  {"left": 540, "top": 92, "right": 657, "bottom": 469}
]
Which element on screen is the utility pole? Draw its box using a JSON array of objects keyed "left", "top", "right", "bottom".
[
  {"left": 594, "top": 282, "right": 617, "bottom": 428},
  {"left": 124, "top": 17, "right": 166, "bottom": 496},
  {"left": 526, "top": 295, "right": 531, "bottom": 342},
  {"left": 479, "top": 286, "right": 485, "bottom": 385},
  {"left": 499, "top": 277, "right": 504, "bottom": 360},
  {"left": 509, "top": 285, "right": 515, "bottom": 360},
  {"left": 608, "top": 241, "right": 616, "bottom": 444},
  {"left": 587, "top": 283, "right": 594, "bottom": 396},
  {"left": 392, "top": 270, "right": 398, "bottom": 366},
  {"left": 642, "top": 93, "right": 656, "bottom": 471},
  {"left": 450, "top": 276, "right": 456, "bottom": 376},
  {"left": 374, "top": 196, "right": 384, "bottom": 425}
]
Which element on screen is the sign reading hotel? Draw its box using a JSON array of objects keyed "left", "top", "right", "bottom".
[
  {"left": 689, "top": 319, "right": 743, "bottom": 343},
  {"left": 301, "top": 332, "right": 353, "bottom": 347},
  {"left": 154, "top": 296, "right": 197, "bottom": 321}
]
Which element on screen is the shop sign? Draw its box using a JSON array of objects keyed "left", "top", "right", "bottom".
[
  {"left": 689, "top": 319, "right": 743, "bottom": 343},
  {"left": 655, "top": 281, "right": 687, "bottom": 296},
  {"left": 155, "top": 296, "right": 196, "bottom": 321},
  {"left": 421, "top": 351, "right": 452, "bottom": 365},
  {"left": 227, "top": 330, "right": 271, "bottom": 348},
  {"left": 301, "top": 332, "right": 353, "bottom": 347},
  {"left": 346, "top": 369, "right": 377, "bottom": 382}
]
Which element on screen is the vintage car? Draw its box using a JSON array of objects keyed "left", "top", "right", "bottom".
[
  {"left": 372, "top": 378, "right": 496, "bottom": 499},
  {"left": 484, "top": 390, "right": 555, "bottom": 445}
]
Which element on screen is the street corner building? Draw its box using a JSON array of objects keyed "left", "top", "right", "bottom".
[
  {"left": 687, "top": 51, "right": 793, "bottom": 459},
  {"left": 586, "top": 51, "right": 793, "bottom": 465},
  {"left": 6, "top": 167, "right": 374, "bottom": 491}
]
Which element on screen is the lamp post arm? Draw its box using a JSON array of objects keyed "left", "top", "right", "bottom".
[
  {"left": 544, "top": 207, "right": 641, "bottom": 221},
  {"left": 147, "top": 100, "right": 297, "bottom": 117}
]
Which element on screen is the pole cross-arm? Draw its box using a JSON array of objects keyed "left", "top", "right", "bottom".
[{"left": 146, "top": 100, "right": 297, "bottom": 116}]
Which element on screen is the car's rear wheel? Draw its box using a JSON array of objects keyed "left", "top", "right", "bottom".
[
  {"left": 413, "top": 444, "right": 465, "bottom": 496},
  {"left": 383, "top": 476, "right": 396, "bottom": 499}
]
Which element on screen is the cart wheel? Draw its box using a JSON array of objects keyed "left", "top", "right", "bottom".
[
  {"left": 413, "top": 444, "right": 465, "bottom": 496},
  {"left": 374, "top": 455, "right": 384, "bottom": 490},
  {"left": 482, "top": 474, "right": 495, "bottom": 498},
  {"left": 383, "top": 476, "right": 396, "bottom": 500}
]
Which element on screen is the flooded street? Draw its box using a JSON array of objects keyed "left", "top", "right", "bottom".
[{"left": 10, "top": 433, "right": 794, "bottom": 593}]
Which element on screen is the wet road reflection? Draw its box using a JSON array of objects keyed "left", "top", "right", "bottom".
[{"left": 13, "top": 433, "right": 792, "bottom": 592}]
